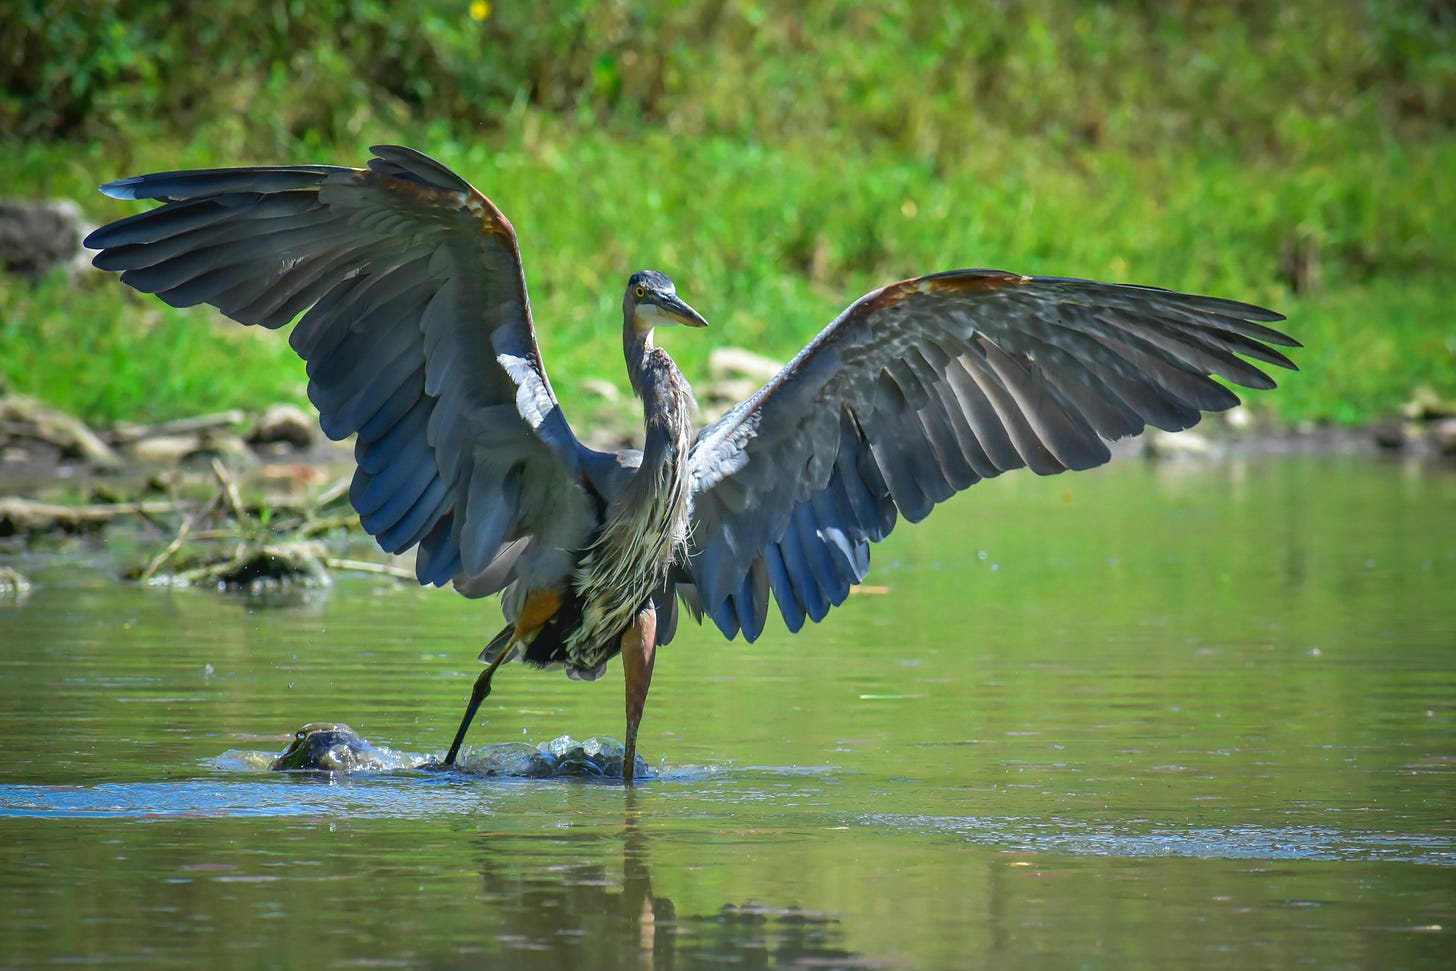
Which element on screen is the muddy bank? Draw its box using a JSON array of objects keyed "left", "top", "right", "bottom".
[{"left": 1, "top": 388, "right": 1451, "bottom": 593}]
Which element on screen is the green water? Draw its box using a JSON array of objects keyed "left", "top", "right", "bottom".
[{"left": 1, "top": 454, "right": 1452, "bottom": 970}]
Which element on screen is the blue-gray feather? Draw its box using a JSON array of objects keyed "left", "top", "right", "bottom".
[
  {"left": 87, "top": 148, "right": 1297, "bottom": 668},
  {"left": 682, "top": 269, "right": 1296, "bottom": 640},
  {"left": 84, "top": 146, "right": 610, "bottom": 601}
]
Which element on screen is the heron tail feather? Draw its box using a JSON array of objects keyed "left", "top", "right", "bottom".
[{"left": 477, "top": 624, "right": 516, "bottom": 665}]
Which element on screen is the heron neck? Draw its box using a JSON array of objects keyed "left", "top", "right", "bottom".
[
  {"left": 624, "top": 329, "right": 693, "bottom": 470},
  {"left": 624, "top": 328, "right": 656, "bottom": 399}
]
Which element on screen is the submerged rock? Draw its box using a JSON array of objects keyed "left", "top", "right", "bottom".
[
  {"left": 249, "top": 403, "right": 316, "bottom": 448},
  {"left": 1433, "top": 417, "right": 1456, "bottom": 456},
  {"left": 267, "top": 723, "right": 651, "bottom": 779},
  {"left": 462, "top": 741, "right": 560, "bottom": 778},
  {"left": 458, "top": 734, "right": 651, "bottom": 779},
  {"left": 270, "top": 722, "right": 398, "bottom": 771},
  {"left": 0, "top": 565, "right": 31, "bottom": 600},
  {"left": 541, "top": 733, "right": 651, "bottom": 779}
]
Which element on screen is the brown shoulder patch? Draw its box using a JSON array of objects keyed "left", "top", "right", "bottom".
[
  {"left": 916, "top": 269, "right": 1030, "bottom": 295},
  {"left": 360, "top": 168, "right": 518, "bottom": 242}
]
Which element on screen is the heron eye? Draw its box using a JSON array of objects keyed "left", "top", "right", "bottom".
[{"left": 634, "top": 285, "right": 646, "bottom": 299}]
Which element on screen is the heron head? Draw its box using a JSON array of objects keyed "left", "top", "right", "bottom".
[{"left": 624, "top": 270, "right": 709, "bottom": 334}]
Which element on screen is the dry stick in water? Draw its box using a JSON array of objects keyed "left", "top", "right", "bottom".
[{"left": 138, "top": 489, "right": 225, "bottom": 582}]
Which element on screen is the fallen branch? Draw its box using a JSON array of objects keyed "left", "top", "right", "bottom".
[
  {"left": 312, "top": 474, "right": 352, "bottom": 509},
  {"left": 0, "top": 394, "right": 121, "bottom": 468},
  {"left": 298, "top": 513, "right": 364, "bottom": 537},
  {"left": 0, "top": 497, "right": 185, "bottom": 533},
  {"left": 137, "top": 489, "right": 224, "bottom": 583},
  {"left": 323, "top": 556, "right": 416, "bottom": 580},
  {"left": 168, "top": 540, "right": 331, "bottom": 589},
  {"left": 210, "top": 457, "right": 246, "bottom": 520},
  {"left": 108, "top": 410, "right": 247, "bottom": 444}
]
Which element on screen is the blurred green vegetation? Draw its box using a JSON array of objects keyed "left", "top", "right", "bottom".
[{"left": 1, "top": 0, "right": 1453, "bottom": 427}]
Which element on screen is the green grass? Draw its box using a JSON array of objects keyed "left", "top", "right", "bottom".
[{"left": 2, "top": 1, "right": 1453, "bottom": 428}]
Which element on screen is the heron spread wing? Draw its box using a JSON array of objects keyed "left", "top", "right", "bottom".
[
  {"left": 85, "top": 145, "right": 601, "bottom": 598},
  {"left": 683, "top": 269, "right": 1298, "bottom": 641}
]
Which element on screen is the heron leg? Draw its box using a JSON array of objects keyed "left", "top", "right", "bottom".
[
  {"left": 442, "top": 641, "right": 516, "bottom": 767},
  {"left": 620, "top": 604, "right": 658, "bottom": 785},
  {"left": 442, "top": 589, "right": 562, "bottom": 768}
]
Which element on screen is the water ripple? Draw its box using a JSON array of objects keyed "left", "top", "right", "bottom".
[{"left": 861, "top": 812, "right": 1456, "bottom": 867}]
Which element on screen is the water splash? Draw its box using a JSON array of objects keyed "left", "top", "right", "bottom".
[
  {"left": 461, "top": 735, "right": 652, "bottom": 780},
  {"left": 230, "top": 724, "right": 653, "bottom": 781}
]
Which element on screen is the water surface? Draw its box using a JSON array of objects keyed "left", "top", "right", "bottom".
[{"left": 1, "top": 454, "right": 1452, "bottom": 969}]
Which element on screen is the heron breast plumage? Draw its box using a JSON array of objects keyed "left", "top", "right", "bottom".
[{"left": 567, "top": 346, "right": 696, "bottom": 676}]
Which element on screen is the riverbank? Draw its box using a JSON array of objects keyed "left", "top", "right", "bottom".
[{"left": 3, "top": 393, "right": 1449, "bottom": 619}]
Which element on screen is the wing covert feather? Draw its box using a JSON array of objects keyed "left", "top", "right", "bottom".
[
  {"left": 85, "top": 145, "right": 604, "bottom": 598},
  {"left": 684, "top": 269, "right": 1296, "bottom": 639}
]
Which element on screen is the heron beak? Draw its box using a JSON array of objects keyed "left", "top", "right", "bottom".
[{"left": 656, "top": 293, "right": 709, "bottom": 328}]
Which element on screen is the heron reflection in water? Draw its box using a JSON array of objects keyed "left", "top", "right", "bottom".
[{"left": 85, "top": 146, "right": 1297, "bottom": 781}]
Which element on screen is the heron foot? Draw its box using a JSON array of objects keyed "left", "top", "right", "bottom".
[{"left": 623, "top": 732, "right": 638, "bottom": 786}]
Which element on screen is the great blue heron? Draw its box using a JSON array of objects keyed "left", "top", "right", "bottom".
[{"left": 84, "top": 145, "right": 1297, "bottom": 782}]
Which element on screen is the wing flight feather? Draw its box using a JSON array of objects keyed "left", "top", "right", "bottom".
[
  {"left": 683, "top": 269, "right": 1296, "bottom": 639},
  {"left": 86, "top": 145, "right": 607, "bottom": 600}
]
